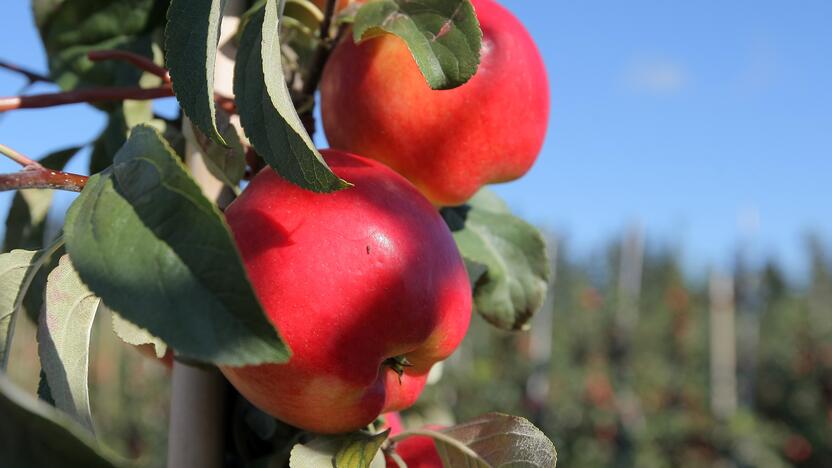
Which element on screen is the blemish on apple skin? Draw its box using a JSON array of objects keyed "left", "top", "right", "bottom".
[{"left": 366, "top": 245, "right": 371, "bottom": 255}]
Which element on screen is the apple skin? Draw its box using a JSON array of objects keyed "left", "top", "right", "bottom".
[
  {"left": 386, "top": 425, "right": 445, "bottom": 468},
  {"left": 320, "top": 0, "right": 549, "bottom": 206},
  {"left": 220, "top": 150, "right": 472, "bottom": 434}
]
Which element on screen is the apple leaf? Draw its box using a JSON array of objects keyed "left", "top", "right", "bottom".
[
  {"left": 353, "top": 0, "right": 482, "bottom": 90},
  {"left": 33, "top": 0, "right": 162, "bottom": 91},
  {"left": 64, "top": 125, "right": 290, "bottom": 366},
  {"left": 110, "top": 306, "right": 167, "bottom": 359},
  {"left": 3, "top": 147, "right": 81, "bottom": 252},
  {"left": 37, "top": 255, "right": 100, "bottom": 433},
  {"left": 441, "top": 190, "right": 550, "bottom": 331},
  {"left": 0, "top": 244, "right": 61, "bottom": 370},
  {"left": 335, "top": 429, "right": 391, "bottom": 468},
  {"left": 235, "top": 0, "right": 351, "bottom": 193},
  {"left": 396, "top": 414, "right": 556, "bottom": 468},
  {"left": 0, "top": 374, "right": 121, "bottom": 468},
  {"left": 290, "top": 431, "right": 388, "bottom": 468},
  {"left": 441, "top": 413, "right": 556, "bottom": 467},
  {"left": 187, "top": 110, "right": 246, "bottom": 190},
  {"left": 165, "top": 0, "right": 227, "bottom": 146}
]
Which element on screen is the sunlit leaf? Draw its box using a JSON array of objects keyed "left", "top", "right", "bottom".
[
  {"left": 353, "top": 0, "right": 481, "bottom": 90},
  {"left": 166, "top": 0, "right": 227, "bottom": 145},
  {"left": 65, "top": 125, "right": 290, "bottom": 366},
  {"left": 441, "top": 189, "right": 550, "bottom": 331},
  {"left": 235, "top": 0, "right": 350, "bottom": 192},
  {"left": 37, "top": 255, "right": 100, "bottom": 433}
]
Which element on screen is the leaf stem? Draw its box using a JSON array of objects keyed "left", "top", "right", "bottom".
[
  {"left": 0, "top": 59, "right": 52, "bottom": 84},
  {"left": 0, "top": 143, "right": 42, "bottom": 168},
  {"left": 87, "top": 50, "right": 171, "bottom": 84},
  {"left": 389, "top": 429, "right": 482, "bottom": 460}
]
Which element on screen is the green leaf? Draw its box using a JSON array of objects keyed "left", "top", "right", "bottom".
[
  {"left": 64, "top": 125, "right": 290, "bottom": 366},
  {"left": 353, "top": 0, "right": 482, "bottom": 90},
  {"left": 0, "top": 244, "right": 61, "bottom": 370},
  {"left": 430, "top": 413, "right": 557, "bottom": 467},
  {"left": 290, "top": 431, "right": 388, "bottom": 468},
  {"left": 37, "top": 255, "right": 100, "bottom": 433},
  {"left": 110, "top": 306, "right": 167, "bottom": 359},
  {"left": 22, "top": 246, "right": 64, "bottom": 324},
  {"left": 3, "top": 147, "right": 81, "bottom": 252},
  {"left": 441, "top": 190, "right": 550, "bottom": 331},
  {"left": 235, "top": 0, "right": 351, "bottom": 193},
  {"left": 0, "top": 374, "right": 121, "bottom": 468},
  {"left": 165, "top": 0, "right": 227, "bottom": 146},
  {"left": 33, "top": 0, "right": 163, "bottom": 90},
  {"left": 187, "top": 110, "right": 246, "bottom": 190},
  {"left": 89, "top": 102, "right": 174, "bottom": 175},
  {"left": 285, "top": 0, "right": 325, "bottom": 32},
  {"left": 335, "top": 429, "right": 391, "bottom": 468}
]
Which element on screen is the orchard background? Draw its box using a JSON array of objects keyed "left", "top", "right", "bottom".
[{"left": 1, "top": 1, "right": 831, "bottom": 468}]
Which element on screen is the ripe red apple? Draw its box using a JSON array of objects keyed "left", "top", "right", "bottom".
[
  {"left": 386, "top": 427, "right": 445, "bottom": 467},
  {"left": 320, "top": 0, "right": 549, "bottom": 206},
  {"left": 220, "top": 150, "right": 472, "bottom": 434}
]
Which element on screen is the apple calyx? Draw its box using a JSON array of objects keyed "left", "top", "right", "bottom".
[{"left": 383, "top": 355, "right": 414, "bottom": 384}]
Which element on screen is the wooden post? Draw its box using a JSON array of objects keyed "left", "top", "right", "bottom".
[
  {"left": 709, "top": 273, "right": 737, "bottom": 420},
  {"left": 166, "top": 2, "right": 244, "bottom": 466}
]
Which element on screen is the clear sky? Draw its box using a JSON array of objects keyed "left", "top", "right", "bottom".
[{"left": 1, "top": 1, "right": 830, "bottom": 278}]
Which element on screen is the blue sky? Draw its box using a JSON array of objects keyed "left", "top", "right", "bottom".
[{"left": 1, "top": 1, "right": 830, "bottom": 278}]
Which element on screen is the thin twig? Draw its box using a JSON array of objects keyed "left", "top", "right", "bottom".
[
  {"left": 88, "top": 50, "right": 171, "bottom": 83},
  {"left": 0, "top": 168, "right": 88, "bottom": 192},
  {"left": 319, "top": 0, "right": 338, "bottom": 43},
  {"left": 302, "top": 23, "right": 348, "bottom": 97},
  {"left": 0, "top": 59, "right": 51, "bottom": 84},
  {"left": 0, "top": 143, "right": 41, "bottom": 168},
  {"left": 302, "top": 0, "right": 348, "bottom": 98},
  {"left": 0, "top": 85, "right": 174, "bottom": 112}
]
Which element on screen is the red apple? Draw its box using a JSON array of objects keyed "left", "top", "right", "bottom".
[
  {"left": 386, "top": 425, "right": 445, "bottom": 468},
  {"left": 220, "top": 150, "right": 472, "bottom": 434},
  {"left": 320, "top": 0, "right": 549, "bottom": 206}
]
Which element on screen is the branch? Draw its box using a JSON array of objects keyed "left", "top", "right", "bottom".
[
  {"left": 0, "top": 143, "right": 87, "bottom": 192},
  {"left": 88, "top": 50, "right": 171, "bottom": 83},
  {"left": 0, "top": 143, "right": 42, "bottom": 168},
  {"left": 0, "top": 85, "right": 174, "bottom": 112},
  {"left": 0, "top": 168, "right": 88, "bottom": 192},
  {"left": 319, "top": 0, "right": 338, "bottom": 43},
  {"left": 302, "top": 23, "right": 348, "bottom": 97},
  {"left": 0, "top": 60, "right": 51, "bottom": 84}
]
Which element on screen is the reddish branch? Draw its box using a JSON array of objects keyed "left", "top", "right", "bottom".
[
  {"left": 0, "top": 168, "right": 88, "bottom": 192},
  {"left": 0, "top": 60, "right": 51, "bottom": 84},
  {"left": 0, "top": 51, "right": 236, "bottom": 113},
  {"left": 0, "top": 144, "right": 88, "bottom": 192},
  {"left": 0, "top": 85, "right": 175, "bottom": 112},
  {"left": 88, "top": 50, "right": 171, "bottom": 83}
]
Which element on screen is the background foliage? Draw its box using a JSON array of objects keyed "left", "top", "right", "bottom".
[{"left": 6, "top": 231, "right": 830, "bottom": 467}]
